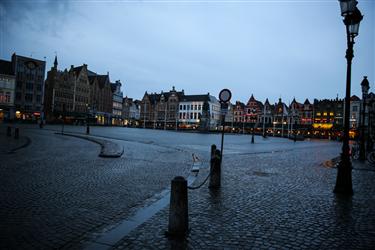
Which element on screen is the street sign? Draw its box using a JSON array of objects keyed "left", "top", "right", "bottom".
[{"left": 219, "top": 89, "right": 232, "bottom": 103}]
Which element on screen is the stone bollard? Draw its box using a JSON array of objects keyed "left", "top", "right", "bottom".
[
  {"left": 7, "top": 126, "right": 11, "bottom": 137},
  {"left": 14, "top": 127, "right": 19, "bottom": 139},
  {"left": 211, "top": 144, "right": 216, "bottom": 159},
  {"left": 86, "top": 125, "right": 90, "bottom": 135},
  {"left": 168, "top": 176, "right": 188, "bottom": 236},
  {"left": 209, "top": 149, "right": 221, "bottom": 188}
]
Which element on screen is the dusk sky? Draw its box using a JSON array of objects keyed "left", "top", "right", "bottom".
[{"left": 1, "top": 0, "right": 374, "bottom": 104}]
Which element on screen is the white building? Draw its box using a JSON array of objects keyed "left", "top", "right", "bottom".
[{"left": 178, "top": 94, "right": 220, "bottom": 130}]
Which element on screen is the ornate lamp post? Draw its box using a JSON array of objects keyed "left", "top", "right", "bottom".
[
  {"left": 334, "top": 0, "right": 363, "bottom": 195},
  {"left": 359, "top": 76, "right": 370, "bottom": 160}
]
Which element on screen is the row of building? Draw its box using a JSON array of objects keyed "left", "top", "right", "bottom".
[{"left": 0, "top": 53, "right": 372, "bottom": 138}]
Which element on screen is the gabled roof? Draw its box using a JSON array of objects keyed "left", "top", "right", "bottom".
[
  {"left": 304, "top": 99, "right": 311, "bottom": 105},
  {"left": 350, "top": 95, "right": 361, "bottom": 101},
  {"left": 0, "top": 59, "right": 14, "bottom": 75}
]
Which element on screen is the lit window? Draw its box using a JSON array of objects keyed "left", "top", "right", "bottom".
[
  {"left": 330, "top": 112, "right": 334, "bottom": 116},
  {"left": 317, "top": 112, "right": 321, "bottom": 116},
  {"left": 323, "top": 112, "right": 327, "bottom": 116}
]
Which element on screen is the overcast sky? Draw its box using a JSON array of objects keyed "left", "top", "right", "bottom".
[{"left": 1, "top": 0, "right": 374, "bottom": 104}]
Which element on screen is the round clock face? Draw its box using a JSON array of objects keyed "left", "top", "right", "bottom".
[{"left": 25, "top": 61, "right": 36, "bottom": 70}]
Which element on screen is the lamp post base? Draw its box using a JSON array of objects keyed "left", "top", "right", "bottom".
[{"left": 334, "top": 154, "right": 353, "bottom": 195}]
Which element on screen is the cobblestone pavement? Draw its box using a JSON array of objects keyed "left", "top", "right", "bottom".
[
  {"left": 114, "top": 145, "right": 375, "bottom": 249},
  {"left": 2, "top": 124, "right": 373, "bottom": 249},
  {"left": 0, "top": 125, "right": 192, "bottom": 249}
]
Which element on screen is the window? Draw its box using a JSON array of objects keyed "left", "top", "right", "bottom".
[
  {"left": 198, "top": 105, "right": 201, "bottom": 110},
  {"left": 25, "top": 94, "right": 33, "bottom": 102},
  {"left": 179, "top": 113, "right": 182, "bottom": 119},
  {"left": 317, "top": 112, "right": 321, "bottom": 116},
  {"left": 180, "top": 105, "right": 182, "bottom": 110},
  {"left": 330, "top": 112, "right": 334, "bottom": 116},
  {"left": 183, "top": 105, "right": 186, "bottom": 110},
  {"left": 26, "top": 82, "right": 33, "bottom": 90},
  {"left": 191, "top": 105, "right": 193, "bottom": 110},
  {"left": 187, "top": 105, "right": 190, "bottom": 110},
  {"left": 6, "top": 92, "right": 11, "bottom": 103},
  {"left": 323, "top": 112, "right": 327, "bottom": 116},
  {"left": 16, "top": 92, "right": 22, "bottom": 100},
  {"left": 190, "top": 113, "right": 193, "bottom": 119},
  {"left": 194, "top": 113, "right": 197, "bottom": 119},
  {"left": 352, "top": 106, "right": 358, "bottom": 112},
  {"left": 194, "top": 105, "right": 197, "bottom": 110}
]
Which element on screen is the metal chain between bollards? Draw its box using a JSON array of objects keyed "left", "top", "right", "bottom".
[{"left": 187, "top": 169, "right": 212, "bottom": 190}]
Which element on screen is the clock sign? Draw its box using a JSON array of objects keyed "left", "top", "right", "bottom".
[
  {"left": 25, "top": 61, "right": 37, "bottom": 70},
  {"left": 219, "top": 88, "right": 232, "bottom": 103}
]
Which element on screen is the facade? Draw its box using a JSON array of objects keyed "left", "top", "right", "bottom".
[
  {"left": 301, "top": 99, "right": 313, "bottom": 125},
  {"left": 87, "top": 70, "right": 113, "bottom": 125},
  {"left": 111, "top": 80, "right": 123, "bottom": 125},
  {"left": 244, "top": 94, "right": 263, "bottom": 124},
  {"left": 273, "top": 98, "right": 289, "bottom": 136},
  {"left": 122, "top": 97, "right": 140, "bottom": 126},
  {"left": 11, "top": 53, "right": 46, "bottom": 121},
  {"left": 349, "top": 95, "right": 361, "bottom": 129},
  {"left": 140, "top": 87, "right": 184, "bottom": 129},
  {"left": 0, "top": 60, "right": 16, "bottom": 121},
  {"left": 312, "top": 98, "right": 344, "bottom": 137},
  {"left": 178, "top": 94, "right": 220, "bottom": 130},
  {"left": 259, "top": 98, "right": 274, "bottom": 133},
  {"left": 44, "top": 58, "right": 90, "bottom": 123},
  {"left": 289, "top": 98, "right": 303, "bottom": 125}
]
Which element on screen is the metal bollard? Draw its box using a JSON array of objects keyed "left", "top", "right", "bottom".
[
  {"left": 168, "top": 176, "right": 188, "bottom": 236},
  {"left": 86, "top": 125, "right": 90, "bottom": 135},
  {"left": 211, "top": 144, "right": 216, "bottom": 159},
  {"left": 251, "top": 133, "right": 255, "bottom": 144},
  {"left": 14, "top": 127, "right": 19, "bottom": 139},
  {"left": 209, "top": 149, "right": 221, "bottom": 188},
  {"left": 7, "top": 126, "right": 11, "bottom": 137}
]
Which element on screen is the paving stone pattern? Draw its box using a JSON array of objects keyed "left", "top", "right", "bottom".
[
  {"left": 0, "top": 127, "right": 191, "bottom": 249},
  {"left": 114, "top": 145, "right": 375, "bottom": 249}
]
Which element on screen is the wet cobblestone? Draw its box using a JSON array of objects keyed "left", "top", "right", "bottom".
[{"left": 113, "top": 145, "right": 375, "bottom": 249}]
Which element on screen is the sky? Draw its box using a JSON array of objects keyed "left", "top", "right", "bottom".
[{"left": 0, "top": 0, "right": 374, "bottom": 105}]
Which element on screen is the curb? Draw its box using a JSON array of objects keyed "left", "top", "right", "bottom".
[
  {"left": 7, "top": 136, "right": 32, "bottom": 154},
  {"left": 56, "top": 132, "right": 123, "bottom": 158}
]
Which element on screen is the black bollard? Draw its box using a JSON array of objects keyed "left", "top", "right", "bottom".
[
  {"left": 211, "top": 144, "right": 216, "bottom": 159},
  {"left": 7, "top": 126, "right": 11, "bottom": 137},
  {"left": 14, "top": 127, "right": 19, "bottom": 139},
  {"left": 86, "top": 125, "right": 90, "bottom": 135},
  {"left": 209, "top": 149, "right": 221, "bottom": 188},
  {"left": 251, "top": 133, "right": 255, "bottom": 144},
  {"left": 168, "top": 176, "right": 188, "bottom": 236}
]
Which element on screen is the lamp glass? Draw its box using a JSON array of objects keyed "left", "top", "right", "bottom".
[
  {"left": 339, "top": 0, "right": 357, "bottom": 16},
  {"left": 348, "top": 22, "right": 360, "bottom": 37}
]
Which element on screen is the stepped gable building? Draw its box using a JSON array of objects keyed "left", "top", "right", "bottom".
[
  {"left": 273, "top": 98, "right": 289, "bottom": 135},
  {"left": 140, "top": 86, "right": 184, "bottom": 129},
  {"left": 87, "top": 70, "right": 113, "bottom": 125},
  {"left": 301, "top": 99, "right": 313, "bottom": 125},
  {"left": 244, "top": 94, "right": 263, "bottom": 124},
  {"left": 289, "top": 98, "right": 303, "bottom": 125},
  {"left": 0, "top": 59, "right": 16, "bottom": 121},
  {"left": 44, "top": 57, "right": 90, "bottom": 122},
  {"left": 260, "top": 98, "right": 273, "bottom": 126},
  {"left": 233, "top": 101, "right": 245, "bottom": 123},
  {"left": 10, "top": 53, "right": 46, "bottom": 121}
]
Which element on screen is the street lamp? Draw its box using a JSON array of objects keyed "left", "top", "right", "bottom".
[
  {"left": 359, "top": 76, "right": 370, "bottom": 160},
  {"left": 334, "top": 0, "right": 363, "bottom": 195}
]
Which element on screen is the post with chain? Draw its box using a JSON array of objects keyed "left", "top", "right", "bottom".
[
  {"left": 211, "top": 144, "right": 216, "bottom": 159},
  {"left": 167, "top": 176, "right": 188, "bottom": 237},
  {"left": 209, "top": 149, "right": 221, "bottom": 188}
]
